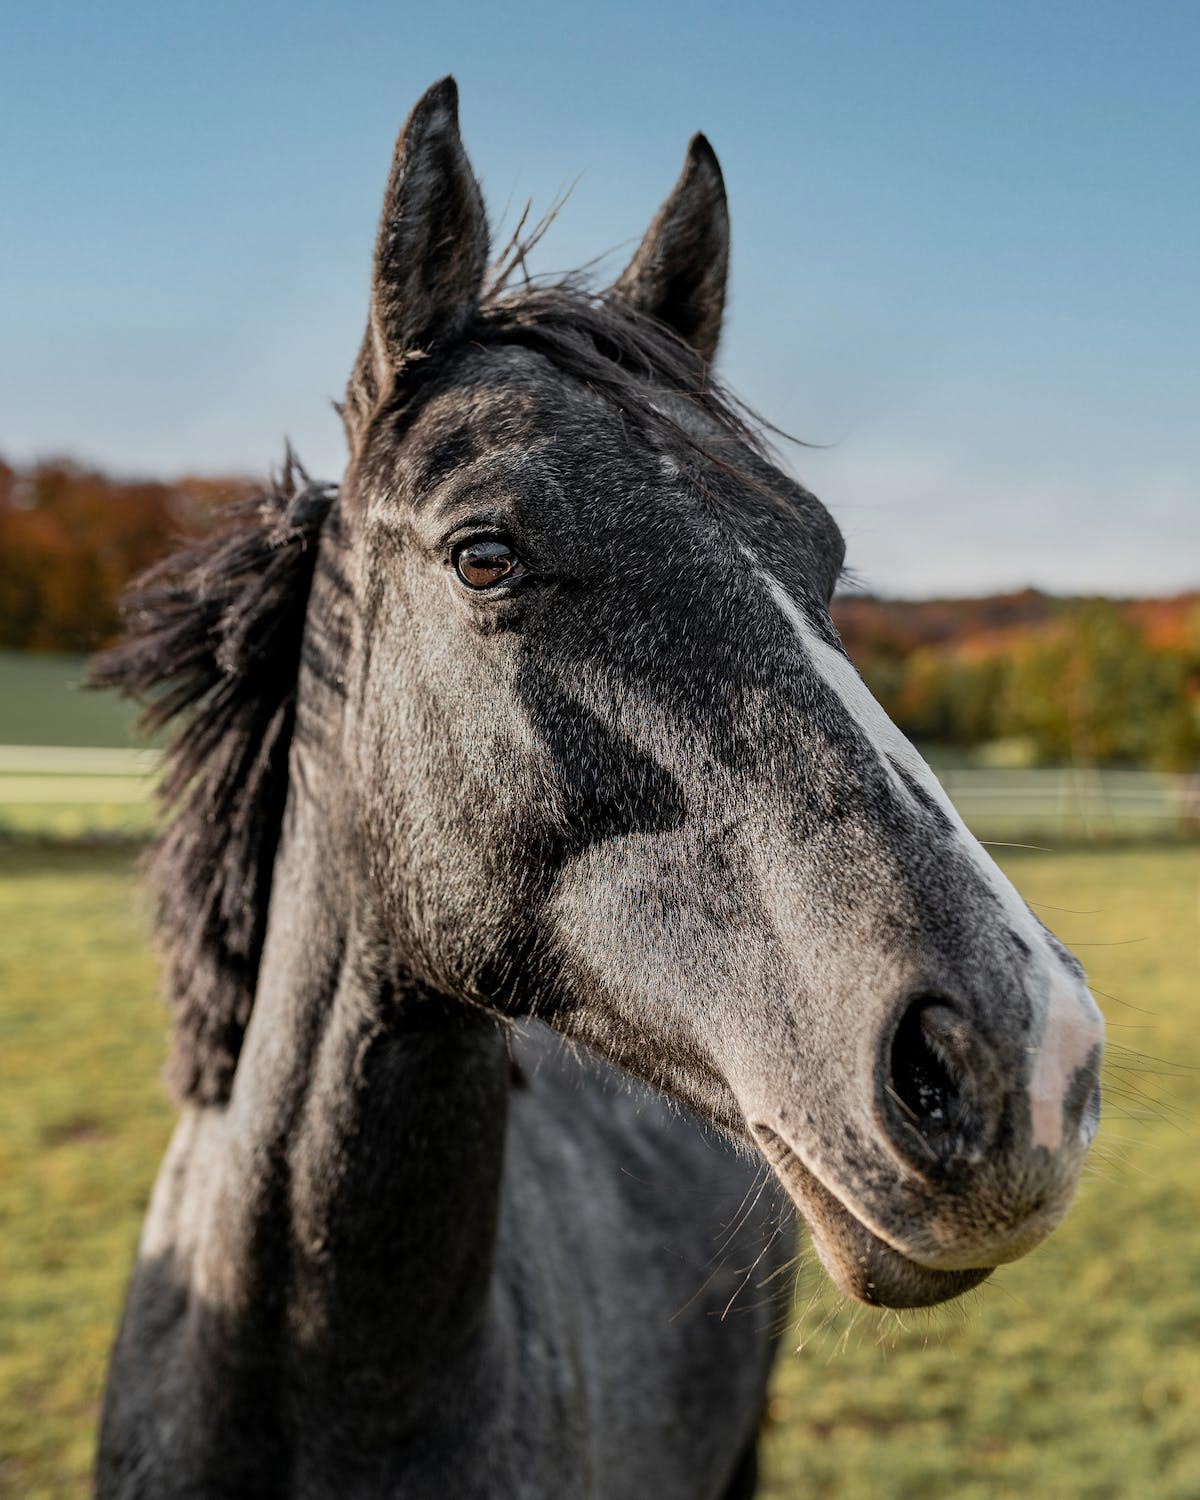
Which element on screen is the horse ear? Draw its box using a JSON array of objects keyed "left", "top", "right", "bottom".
[
  {"left": 611, "top": 134, "right": 730, "bottom": 364},
  {"left": 346, "top": 77, "right": 489, "bottom": 430}
]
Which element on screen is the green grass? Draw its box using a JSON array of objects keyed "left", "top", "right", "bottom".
[
  {"left": 0, "top": 852, "right": 166, "bottom": 1495},
  {"left": 0, "top": 652, "right": 156, "bottom": 841},
  {"left": 0, "top": 845, "right": 1198, "bottom": 1497},
  {"left": 0, "top": 652, "right": 141, "bottom": 750}
]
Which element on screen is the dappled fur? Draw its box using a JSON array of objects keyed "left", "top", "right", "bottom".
[{"left": 91, "top": 455, "right": 336, "bottom": 1102}]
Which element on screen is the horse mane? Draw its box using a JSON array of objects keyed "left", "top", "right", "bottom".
[
  {"left": 91, "top": 455, "right": 336, "bottom": 1104},
  {"left": 96, "top": 251, "right": 786, "bottom": 1109}
]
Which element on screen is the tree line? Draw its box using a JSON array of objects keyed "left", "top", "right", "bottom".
[
  {"left": 0, "top": 457, "right": 253, "bottom": 653},
  {"left": 834, "top": 591, "right": 1200, "bottom": 771},
  {"left": 2, "top": 456, "right": 1196, "bottom": 769}
]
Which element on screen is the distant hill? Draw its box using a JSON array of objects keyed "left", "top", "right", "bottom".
[{"left": 0, "top": 649, "right": 141, "bottom": 748}]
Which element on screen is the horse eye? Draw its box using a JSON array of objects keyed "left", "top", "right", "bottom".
[{"left": 453, "top": 540, "right": 526, "bottom": 590}]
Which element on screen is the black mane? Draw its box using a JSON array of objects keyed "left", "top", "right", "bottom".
[{"left": 91, "top": 455, "right": 335, "bottom": 1102}]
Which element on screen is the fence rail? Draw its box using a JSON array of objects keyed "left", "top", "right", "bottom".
[
  {"left": 938, "top": 768, "right": 1199, "bottom": 840},
  {"left": 0, "top": 745, "right": 158, "bottom": 837},
  {"left": 0, "top": 748, "right": 1197, "bottom": 841}
]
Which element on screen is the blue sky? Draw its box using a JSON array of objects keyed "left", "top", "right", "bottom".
[{"left": 3, "top": 1, "right": 1196, "bottom": 596}]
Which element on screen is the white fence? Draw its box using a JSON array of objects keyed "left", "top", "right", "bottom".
[
  {"left": 0, "top": 745, "right": 157, "bottom": 837},
  {"left": 0, "top": 745, "right": 157, "bottom": 803},
  {"left": 0, "top": 747, "right": 1197, "bottom": 841},
  {"left": 938, "top": 767, "right": 1199, "bottom": 840}
]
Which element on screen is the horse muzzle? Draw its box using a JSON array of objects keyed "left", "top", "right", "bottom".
[{"left": 746, "top": 979, "right": 1104, "bottom": 1308}]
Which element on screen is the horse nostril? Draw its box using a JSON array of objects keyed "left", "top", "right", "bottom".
[
  {"left": 885, "top": 997, "right": 998, "bottom": 1167},
  {"left": 890, "top": 1000, "right": 960, "bottom": 1127}
]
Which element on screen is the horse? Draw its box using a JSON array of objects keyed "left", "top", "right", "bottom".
[{"left": 92, "top": 76, "right": 1105, "bottom": 1499}]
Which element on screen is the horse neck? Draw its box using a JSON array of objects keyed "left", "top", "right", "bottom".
[{"left": 201, "top": 747, "right": 511, "bottom": 1408}]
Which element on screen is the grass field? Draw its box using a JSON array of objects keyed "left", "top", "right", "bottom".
[
  {"left": 1, "top": 844, "right": 1197, "bottom": 1496},
  {"left": 0, "top": 652, "right": 155, "bottom": 842},
  {"left": 0, "top": 652, "right": 140, "bottom": 750}
]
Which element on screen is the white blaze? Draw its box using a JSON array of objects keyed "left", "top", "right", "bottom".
[{"left": 755, "top": 564, "right": 1104, "bottom": 1152}]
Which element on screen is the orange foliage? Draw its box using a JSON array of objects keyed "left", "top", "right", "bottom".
[
  {"left": 0, "top": 458, "right": 255, "bottom": 652},
  {"left": 832, "top": 591, "right": 1200, "bottom": 768},
  {"left": 833, "top": 589, "right": 1200, "bottom": 667}
]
